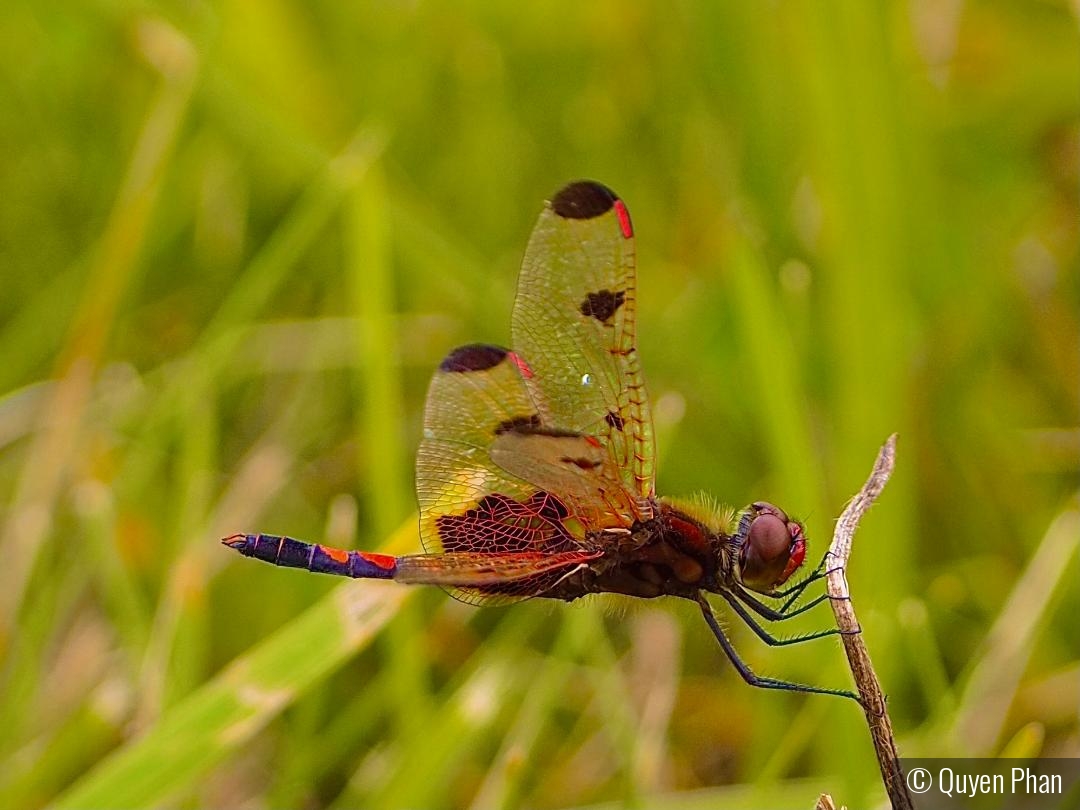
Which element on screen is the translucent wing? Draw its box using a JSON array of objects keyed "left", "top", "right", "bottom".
[
  {"left": 417, "top": 344, "right": 602, "bottom": 604},
  {"left": 394, "top": 550, "right": 600, "bottom": 604},
  {"left": 511, "top": 181, "right": 655, "bottom": 516},
  {"left": 416, "top": 183, "right": 658, "bottom": 602},
  {"left": 488, "top": 426, "right": 641, "bottom": 529}
]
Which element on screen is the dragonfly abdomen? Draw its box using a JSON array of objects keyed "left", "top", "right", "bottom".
[{"left": 222, "top": 534, "right": 397, "bottom": 580}]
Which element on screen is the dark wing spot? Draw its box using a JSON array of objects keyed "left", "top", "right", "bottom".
[
  {"left": 440, "top": 344, "right": 508, "bottom": 373},
  {"left": 560, "top": 456, "right": 604, "bottom": 471},
  {"left": 475, "top": 493, "right": 517, "bottom": 514},
  {"left": 526, "top": 490, "right": 570, "bottom": 520},
  {"left": 580, "top": 289, "right": 626, "bottom": 323},
  {"left": 528, "top": 425, "right": 583, "bottom": 438},
  {"left": 605, "top": 411, "right": 625, "bottom": 431},
  {"left": 495, "top": 414, "right": 542, "bottom": 435},
  {"left": 551, "top": 181, "right": 618, "bottom": 219},
  {"left": 500, "top": 422, "right": 582, "bottom": 438}
]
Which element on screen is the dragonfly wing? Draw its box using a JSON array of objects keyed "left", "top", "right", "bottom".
[
  {"left": 395, "top": 550, "right": 600, "bottom": 605},
  {"left": 489, "top": 427, "right": 640, "bottom": 530},
  {"left": 418, "top": 343, "right": 596, "bottom": 604},
  {"left": 417, "top": 183, "right": 658, "bottom": 603},
  {"left": 511, "top": 181, "right": 655, "bottom": 514}
]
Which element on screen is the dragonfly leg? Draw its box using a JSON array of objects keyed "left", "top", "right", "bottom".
[
  {"left": 766, "top": 553, "right": 852, "bottom": 615},
  {"left": 770, "top": 568, "right": 825, "bottom": 600},
  {"left": 715, "top": 589, "right": 855, "bottom": 647},
  {"left": 728, "top": 586, "right": 861, "bottom": 643},
  {"left": 696, "top": 593, "right": 860, "bottom": 703},
  {"left": 774, "top": 572, "right": 824, "bottom": 613},
  {"left": 732, "top": 584, "right": 831, "bottom": 622},
  {"left": 780, "top": 550, "right": 853, "bottom": 614}
]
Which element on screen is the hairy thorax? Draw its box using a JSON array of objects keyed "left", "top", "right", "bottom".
[{"left": 540, "top": 503, "right": 730, "bottom": 602}]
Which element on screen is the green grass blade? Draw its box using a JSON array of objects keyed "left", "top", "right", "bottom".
[{"left": 52, "top": 521, "right": 416, "bottom": 810}]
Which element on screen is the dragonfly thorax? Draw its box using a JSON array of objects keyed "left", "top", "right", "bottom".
[{"left": 546, "top": 503, "right": 723, "bottom": 601}]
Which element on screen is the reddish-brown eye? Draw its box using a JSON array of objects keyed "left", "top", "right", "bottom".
[{"left": 738, "top": 503, "right": 806, "bottom": 593}]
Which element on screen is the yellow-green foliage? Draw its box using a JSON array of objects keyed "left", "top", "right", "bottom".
[{"left": 1, "top": 2, "right": 1077, "bottom": 809}]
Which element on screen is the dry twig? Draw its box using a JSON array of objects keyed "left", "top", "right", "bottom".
[{"left": 826, "top": 434, "right": 912, "bottom": 810}]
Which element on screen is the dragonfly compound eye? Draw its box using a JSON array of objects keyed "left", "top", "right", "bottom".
[{"left": 739, "top": 506, "right": 804, "bottom": 593}]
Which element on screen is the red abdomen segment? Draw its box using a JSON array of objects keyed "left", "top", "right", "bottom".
[{"left": 222, "top": 534, "right": 397, "bottom": 579}]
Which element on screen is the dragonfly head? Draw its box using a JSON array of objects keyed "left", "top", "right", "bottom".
[{"left": 734, "top": 502, "right": 806, "bottom": 594}]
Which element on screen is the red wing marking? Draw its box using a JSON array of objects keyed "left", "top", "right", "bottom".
[
  {"left": 614, "top": 200, "right": 633, "bottom": 239},
  {"left": 508, "top": 351, "right": 534, "bottom": 379}
]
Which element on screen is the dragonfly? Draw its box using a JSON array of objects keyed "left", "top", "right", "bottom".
[{"left": 224, "top": 180, "right": 855, "bottom": 701}]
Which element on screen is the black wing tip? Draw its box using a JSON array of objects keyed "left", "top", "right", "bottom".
[
  {"left": 439, "top": 343, "right": 509, "bottom": 373},
  {"left": 551, "top": 180, "right": 619, "bottom": 220}
]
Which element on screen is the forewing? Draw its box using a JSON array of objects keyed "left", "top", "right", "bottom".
[
  {"left": 511, "top": 181, "right": 655, "bottom": 513},
  {"left": 418, "top": 343, "right": 598, "bottom": 602}
]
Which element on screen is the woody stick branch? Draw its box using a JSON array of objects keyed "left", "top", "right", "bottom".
[{"left": 825, "top": 434, "right": 913, "bottom": 810}]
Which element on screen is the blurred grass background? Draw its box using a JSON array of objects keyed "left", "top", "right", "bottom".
[{"left": 1, "top": 1, "right": 1078, "bottom": 808}]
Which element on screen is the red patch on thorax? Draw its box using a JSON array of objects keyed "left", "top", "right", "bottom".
[{"left": 664, "top": 513, "right": 708, "bottom": 556}]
